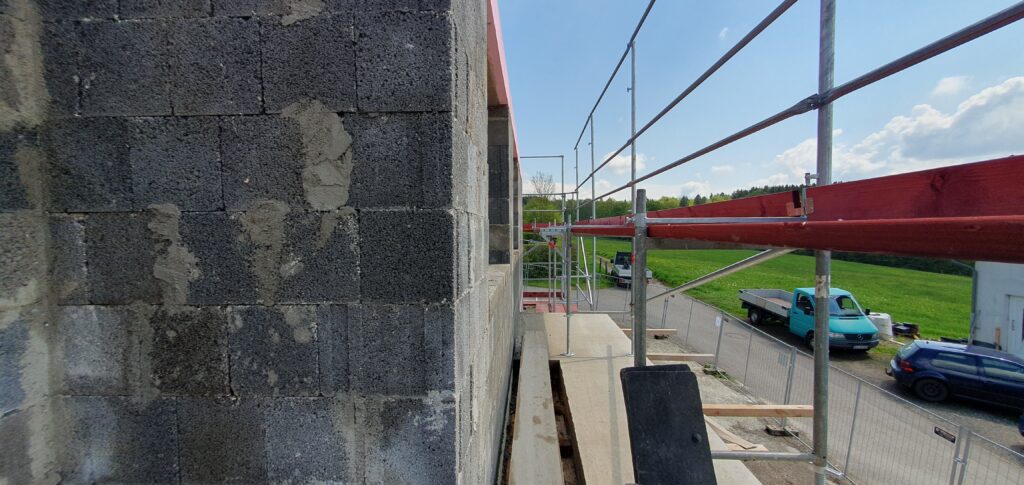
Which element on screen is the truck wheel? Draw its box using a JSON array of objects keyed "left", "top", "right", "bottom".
[
  {"left": 748, "top": 307, "right": 763, "bottom": 325},
  {"left": 804, "top": 331, "right": 815, "bottom": 350},
  {"left": 913, "top": 379, "right": 949, "bottom": 402}
]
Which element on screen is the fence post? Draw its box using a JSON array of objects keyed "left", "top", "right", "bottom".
[
  {"left": 661, "top": 297, "right": 669, "bottom": 326},
  {"left": 683, "top": 298, "right": 695, "bottom": 346},
  {"left": 711, "top": 315, "right": 725, "bottom": 371},
  {"left": 742, "top": 325, "right": 753, "bottom": 383},
  {"left": 955, "top": 429, "right": 973, "bottom": 485},
  {"left": 843, "top": 380, "right": 863, "bottom": 479},
  {"left": 781, "top": 347, "right": 797, "bottom": 428}
]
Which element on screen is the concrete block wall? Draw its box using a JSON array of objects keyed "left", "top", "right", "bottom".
[
  {"left": 488, "top": 106, "right": 513, "bottom": 264},
  {"left": 0, "top": 0, "right": 513, "bottom": 483}
]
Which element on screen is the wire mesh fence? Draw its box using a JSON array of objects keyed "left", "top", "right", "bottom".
[{"left": 649, "top": 293, "right": 1024, "bottom": 484}]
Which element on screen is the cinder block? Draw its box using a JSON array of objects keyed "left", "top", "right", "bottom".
[
  {"left": 60, "top": 396, "right": 178, "bottom": 483},
  {"left": 0, "top": 131, "right": 29, "bottom": 211},
  {"left": 278, "top": 211, "right": 360, "bottom": 303},
  {"left": 79, "top": 20, "right": 171, "bottom": 116},
  {"left": 228, "top": 306, "right": 319, "bottom": 396},
  {"left": 36, "top": 0, "right": 118, "bottom": 19},
  {"left": 350, "top": 304, "right": 425, "bottom": 395},
  {"left": 488, "top": 144, "right": 510, "bottom": 195},
  {"left": 368, "top": 397, "right": 456, "bottom": 484},
  {"left": 262, "top": 14, "right": 356, "bottom": 113},
  {"left": 211, "top": 0, "right": 285, "bottom": 16},
  {"left": 46, "top": 117, "right": 133, "bottom": 212},
  {"left": 315, "top": 305, "right": 349, "bottom": 396},
  {"left": 220, "top": 116, "right": 305, "bottom": 210},
  {"left": 177, "top": 398, "right": 268, "bottom": 483},
  {"left": 0, "top": 318, "right": 28, "bottom": 413},
  {"left": 148, "top": 306, "right": 229, "bottom": 396},
  {"left": 168, "top": 17, "right": 261, "bottom": 115},
  {"left": 0, "top": 408, "right": 32, "bottom": 484},
  {"left": 359, "top": 209, "right": 454, "bottom": 303},
  {"left": 331, "top": 0, "right": 451, "bottom": 13},
  {"left": 423, "top": 303, "right": 454, "bottom": 391},
  {"left": 264, "top": 398, "right": 354, "bottom": 482},
  {"left": 129, "top": 117, "right": 222, "bottom": 210},
  {"left": 347, "top": 113, "right": 453, "bottom": 209},
  {"left": 49, "top": 215, "right": 89, "bottom": 304},
  {"left": 57, "top": 306, "right": 133, "bottom": 395},
  {"left": 488, "top": 197, "right": 510, "bottom": 224},
  {"left": 40, "top": 22, "right": 80, "bottom": 116},
  {"left": 121, "top": 0, "right": 210, "bottom": 18},
  {"left": 355, "top": 10, "right": 451, "bottom": 112},
  {"left": 84, "top": 213, "right": 162, "bottom": 304},
  {"left": 178, "top": 212, "right": 259, "bottom": 304}
]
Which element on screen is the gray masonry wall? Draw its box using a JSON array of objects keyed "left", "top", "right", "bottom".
[
  {"left": 0, "top": 0, "right": 514, "bottom": 483},
  {"left": 488, "top": 106, "right": 513, "bottom": 265}
]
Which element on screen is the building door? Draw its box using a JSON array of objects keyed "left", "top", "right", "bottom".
[{"left": 1008, "top": 296, "right": 1024, "bottom": 357}]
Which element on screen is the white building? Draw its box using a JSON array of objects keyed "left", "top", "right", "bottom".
[{"left": 970, "top": 262, "right": 1024, "bottom": 358}]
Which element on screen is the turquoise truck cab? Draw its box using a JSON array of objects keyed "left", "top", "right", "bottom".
[{"left": 788, "top": 288, "right": 879, "bottom": 350}]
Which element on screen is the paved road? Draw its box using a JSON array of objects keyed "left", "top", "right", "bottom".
[{"left": 571, "top": 282, "right": 1024, "bottom": 484}]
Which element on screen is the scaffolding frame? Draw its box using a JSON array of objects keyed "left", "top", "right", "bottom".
[{"left": 522, "top": 0, "right": 1024, "bottom": 482}]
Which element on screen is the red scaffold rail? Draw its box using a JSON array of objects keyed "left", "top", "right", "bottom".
[{"left": 525, "top": 155, "right": 1024, "bottom": 264}]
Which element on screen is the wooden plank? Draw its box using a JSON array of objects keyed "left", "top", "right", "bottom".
[
  {"left": 705, "top": 417, "right": 757, "bottom": 450},
  {"left": 647, "top": 352, "right": 714, "bottom": 362},
  {"left": 621, "top": 328, "right": 678, "bottom": 336},
  {"left": 702, "top": 404, "right": 813, "bottom": 418},
  {"left": 508, "top": 324, "right": 563, "bottom": 485}
]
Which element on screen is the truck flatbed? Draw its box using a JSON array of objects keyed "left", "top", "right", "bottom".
[{"left": 739, "top": 289, "right": 793, "bottom": 319}]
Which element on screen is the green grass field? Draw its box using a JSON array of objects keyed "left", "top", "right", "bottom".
[{"left": 580, "top": 238, "right": 972, "bottom": 339}]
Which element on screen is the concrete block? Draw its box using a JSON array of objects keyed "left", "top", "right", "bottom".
[
  {"left": 423, "top": 303, "right": 454, "bottom": 391},
  {"left": 211, "top": 0, "right": 286, "bottom": 16},
  {"left": 264, "top": 398, "right": 355, "bottom": 482},
  {"left": 488, "top": 197, "right": 510, "bottom": 224},
  {"left": 40, "top": 22, "right": 80, "bottom": 116},
  {"left": 0, "top": 213, "right": 45, "bottom": 304},
  {"left": 0, "top": 409, "right": 32, "bottom": 484},
  {"left": 177, "top": 398, "right": 268, "bottom": 483},
  {"left": 347, "top": 113, "right": 452, "bottom": 209},
  {"left": 49, "top": 215, "right": 88, "bottom": 304},
  {"left": 228, "top": 306, "right": 318, "bottom": 396},
  {"left": 121, "top": 0, "right": 211, "bottom": 18},
  {"left": 168, "top": 17, "right": 262, "bottom": 115},
  {"left": 315, "top": 305, "right": 349, "bottom": 396},
  {"left": 57, "top": 306, "right": 133, "bottom": 395},
  {"left": 366, "top": 397, "right": 456, "bottom": 484},
  {"left": 0, "top": 131, "right": 29, "bottom": 211},
  {"left": 220, "top": 116, "right": 305, "bottom": 210},
  {"left": 350, "top": 304, "right": 425, "bottom": 395},
  {"left": 46, "top": 117, "right": 133, "bottom": 212},
  {"left": 487, "top": 144, "right": 510, "bottom": 195},
  {"left": 36, "top": 0, "right": 118, "bottom": 20},
  {"left": 262, "top": 14, "right": 356, "bottom": 113},
  {"left": 355, "top": 10, "right": 451, "bottom": 112},
  {"left": 60, "top": 397, "right": 178, "bottom": 483},
  {"left": 178, "top": 212, "right": 259, "bottom": 304},
  {"left": 148, "top": 306, "right": 229, "bottom": 396},
  {"left": 359, "top": 209, "right": 454, "bottom": 303},
  {"left": 129, "top": 117, "right": 222, "bottom": 211},
  {"left": 279, "top": 211, "right": 359, "bottom": 303},
  {"left": 0, "top": 318, "right": 28, "bottom": 413},
  {"left": 331, "top": 0, "right": 451, "bottom": 13},
  {"left": 79, "top": 20, "right": 171, "bottom": 116},
  {"left": 84, "top": 213, "right": 162, "bottom": 304}
]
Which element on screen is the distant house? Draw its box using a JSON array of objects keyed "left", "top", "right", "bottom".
[{"left": 971, "top": 262, "right": 1024, "bottom": 358}]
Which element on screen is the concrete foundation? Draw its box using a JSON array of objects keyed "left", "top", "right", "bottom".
[{"left": 0, "top": 0, "right": 520, "bottom": 483}]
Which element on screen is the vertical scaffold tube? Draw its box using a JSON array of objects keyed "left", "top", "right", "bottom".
[{"left": 632, "top": 190, "right": 648, "bottom": 367}]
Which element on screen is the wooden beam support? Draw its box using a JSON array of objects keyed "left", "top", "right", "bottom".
[
  {"left": 702, "top": 404, "right": 813, "bottom": 418},
  {"left": 647, "top": 352, "right": 714, "bottom": 361},
  {"left": 621, "top": 328, "right": 678, "bottom": 336}
]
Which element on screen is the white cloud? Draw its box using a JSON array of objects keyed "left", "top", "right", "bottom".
[
  {"left": 604, "top": 151, "right": 648, "bottom": 176},
  {"left": 718, "top": 27, "right": 729, "bottom": 40},
  {"left": 710, "top": 164, "right": 734, "bottom": 174},
  {"left": 766, "top": 76, "right": 1024, "bottom": 183},
  {"left": 931, "top": 76, "right": 968, "bottom": 97},
  {"left": 592, "top": 178, "right": 709, "bottom": 201}
]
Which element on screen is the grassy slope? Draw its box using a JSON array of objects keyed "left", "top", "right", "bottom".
[{"left": 581, "top": 238, "right": 971, "bottom": 339}]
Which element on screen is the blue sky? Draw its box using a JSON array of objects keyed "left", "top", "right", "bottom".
[{"left": 499, "top": 0, "right": 1024, "bottom": 201}]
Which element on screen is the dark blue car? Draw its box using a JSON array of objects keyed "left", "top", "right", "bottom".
[{"left": 887, "top": 340, "right": 1024, "bottom": 409}]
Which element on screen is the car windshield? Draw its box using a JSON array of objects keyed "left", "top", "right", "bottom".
[{"left": 828, "top": 295, "right": 865, "bottom": 317}]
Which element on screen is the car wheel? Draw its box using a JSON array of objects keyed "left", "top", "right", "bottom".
[
  {"left": 913, "top": 378, "right": 949, "bottom": 402},
  {"left": 748, "top": 307, "right": 763, "bottom": 325},
  {"left": 804, "top": 331, "right": 815, "bottom": 350}
]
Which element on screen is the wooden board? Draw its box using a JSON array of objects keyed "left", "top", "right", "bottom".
[
  {"left": 702, "top": 404, "right": 814, "bottom": 418},
  {"left": 621, "top": 328, "right": 678, "bottom": 335},
  {"left": 508, "top": 322, "right": 563, "bottom": 485},
  {"left": 647, "top": 353, "right": 715, "bottom": 362}
]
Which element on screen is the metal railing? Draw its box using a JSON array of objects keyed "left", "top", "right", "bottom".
[{"left": 649, "top": 292, "right": 1024, "bottom": 484}]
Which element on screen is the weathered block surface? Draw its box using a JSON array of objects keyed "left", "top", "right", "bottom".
[
  {"left": 365, "top": 397, "right": 456, "bottom": 484},
  {"left": 359, "top": 209, "right": 454, "bottom": 303},
  {"left": 355, "top": 10, "right": 451, "bottom": 112},
  {"left": 36, "top": 0, "right": 118, "bottom": 20},
  {"left": 121, "top": 0, "right": 211, "bottom": 18},
  {"left": 228, "top": 306, "right": 319, "bottom": 396},
  {"left": 0, "top": 318, "right": 28, "bottom": 413},
  {"left": 262, "top": 14, "right": 355, "bottom": 113},
  {"left": 79, "top": 20, "right": 171, "bottom": 116},
  {"left": 168, "top": 17, "right": 262, "bottom": 115},
  {"left": 129, "top": 117, "right": 222, "bottom": 210},
  {"left": 149, "top": 306, "right": 229, "bottom": 396},
  {"left": 177, "top": 398, "right": 267, "bottom": 483},
  {"left": 264, "top": 398, "right": 355, "bottom": 482},
  {"left": 49, "top": 215, "right": 88, "bottom": 304},
  {"left": 316, "top": 304, "right": 350, "bottom": 396},
  {"left": 348, "top": 113, "right": 452, "bottom": 208},
  {"left": 61, "top": 397, "right": 179, "bottom": 484},
  {"left": 58, "top": 306, "right": 134, "bottom": 395},
  {"left": 84, "top": 213, "right": 162, "bottom": 304},
  {"left": 220, "top": 116, "right": 305, "bottom": 210},
  {"left": 179, "top": 211, "right": 258, "bottom": 304},
  {"left": 279, "top": 210, "right": 360, "bottom": 303},
  {"left": 0, "top": 131, "right": 30, "bottom": 210},
  {"left": 46, "top": 117, "right": 132, "bottom": 212},
  {"left": 211, "top": 0, "right": 285, "bottom": 16}
]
